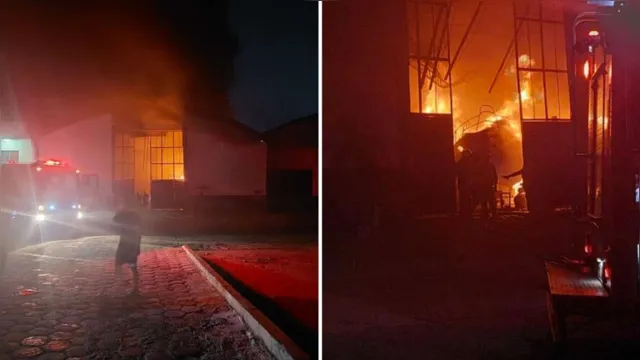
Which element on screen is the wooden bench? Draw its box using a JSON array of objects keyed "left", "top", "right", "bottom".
[{"left": 545, "top": 261, "right": 610, "bottom": 344}]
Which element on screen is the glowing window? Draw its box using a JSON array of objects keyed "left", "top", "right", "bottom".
[
  {"left": 150, "top": 131, "right": 184, "bottom": 181},
  {"left": 114, "top": 134, "right": 134, "bottom": 180}
]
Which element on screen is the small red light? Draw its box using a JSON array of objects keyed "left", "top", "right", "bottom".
[
  {"left": 584, "top": 244, "right": 592, "bottom": 255},
  {"left": 44, "top": 159, "right": 62, "bottom": 166},
  {"left": 589, "top": 30, "right": 600, "bottom": 37},
  {"left": 604, "top": 265, "right": 611, "bottom": 279}
]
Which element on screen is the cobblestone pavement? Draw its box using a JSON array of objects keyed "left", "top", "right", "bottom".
[{"left": 0, "top": 239, "right": 274, "bottom": 360}]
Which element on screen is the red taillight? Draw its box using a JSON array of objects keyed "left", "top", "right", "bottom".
[
  {"left": 584, "top": 232, "right": 593, "bottom": 256},
  {"left": 604, "top": 265, "right": 611, "bottom": 279},
  {"left": 584, "top": 244, "right": 593, "bottom": 255}
]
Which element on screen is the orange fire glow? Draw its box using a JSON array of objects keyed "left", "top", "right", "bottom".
[
  {"left": 457, "top": 54, "right": 538, "bottom": 143},
  {"left": 512, "top": 179, "right": 523, "bottom": 198},
  {"left": 583, "top": 60, "right": 591, "bottom": 79}
]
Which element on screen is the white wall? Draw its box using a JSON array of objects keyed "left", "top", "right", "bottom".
[
  {"left": 37, "top": 114, "right": 113, "bottom": 204},
  {"left": 0, "top": 138, "right": 35, "bottom": 162},
  {"left": 185, "top": 130, "right": 267, "bottom": 196}
]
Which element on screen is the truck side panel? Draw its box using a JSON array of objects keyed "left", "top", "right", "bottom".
[{"left": 36, "top": 114, "right": 113, "bottom": 207}]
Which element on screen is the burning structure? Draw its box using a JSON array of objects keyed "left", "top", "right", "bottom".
[
  {"left": 408, "top": 0, "right": 574, "bottom": 210},
  {"left": 325, "top": 0, "right": 580, "bottom": 230}
]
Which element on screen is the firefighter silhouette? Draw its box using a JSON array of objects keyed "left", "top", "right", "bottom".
[
  {"left": 456, "top": 149, "right": 474, "bottom": 218},
  {"left": 473, "top": 153, "right": 498, "bottom": 219}
]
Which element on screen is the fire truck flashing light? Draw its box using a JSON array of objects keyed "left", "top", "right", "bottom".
[{"left": 44, "top": 160, "right": 62, "bottom": 166}]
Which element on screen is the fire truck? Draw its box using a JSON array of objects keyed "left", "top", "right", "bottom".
[
  {"left": 0, "top": 159, "right": 86, "bottom": 247},
  {"left": 543, "top": 0, "right": 640, "bottom": 345}
]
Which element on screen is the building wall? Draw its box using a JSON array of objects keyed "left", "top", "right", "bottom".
[
  {"left": 184, "top": 129, "right": 267, "bottom": 197},
  {"left": 0, "top": 138, "right": 34, "bottom": 162},
  {"left": 521, "top": 122, "right": 575, "bottom": 212},
  {"left": 324, "top": 0, "right": 409, "bottom": 230},
  {"left": 324, "top": 0, "right": 456, "bottom": 231},
  {"left": 268, "top": 146, "right": 318, "bottom": 196}
]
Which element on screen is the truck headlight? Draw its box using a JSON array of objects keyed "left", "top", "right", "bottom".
[
  {"left": 38, "top": 205, "right": 45, "bottom": 211},
  {"left": 36, "top": 213, "right": 46, "bottom": 221},
  {"left": 76, "top": 211, "right": 83, "bottom": 220}
]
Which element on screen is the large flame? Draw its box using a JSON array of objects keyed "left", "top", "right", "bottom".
[
  {"left": 512, "top": 179, "right": 523, "bottom": 198},
  {"left": 421, "top": 54, "right": 540, "bottom": 157}
]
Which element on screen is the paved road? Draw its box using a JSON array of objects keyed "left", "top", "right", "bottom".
[
  {"left": 323, "top": 213, "right": 617, "bottom": 360},
  {"left": 0, "top": 238, "right": 274, "bottom": 360}
]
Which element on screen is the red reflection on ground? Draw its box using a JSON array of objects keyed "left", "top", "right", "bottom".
[{"left": 201, "top": 248, "right": 318, "bottom": 330}]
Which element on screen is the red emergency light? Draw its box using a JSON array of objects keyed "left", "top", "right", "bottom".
[
  {"left": 589, "top": 30, "right": 600, "bottom": 37},
  {"left": 44, "top": 159, "right": 62, "bottom": 166}
]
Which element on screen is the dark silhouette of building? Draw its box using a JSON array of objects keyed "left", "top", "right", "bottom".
[
  {"left": 324, "top": 0, "right": 456, "bottom": 232},
  {"left": 264, "top": 114, "right": 318, "bottom": 212}
]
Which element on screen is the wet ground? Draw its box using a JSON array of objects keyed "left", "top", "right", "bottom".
[
  {"left": 323, "top": 213, "right": 637, "bottom": 360},
  {"left": 201, "top": 246, "right": 318, "bottom": 357},
  {"left": 0, "top": 237, "right": 278, "bottom": 360}
]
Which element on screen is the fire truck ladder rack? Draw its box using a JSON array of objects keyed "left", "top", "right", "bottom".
[{"left": 408, "top": 0, "right": 453, "bottom": 115}]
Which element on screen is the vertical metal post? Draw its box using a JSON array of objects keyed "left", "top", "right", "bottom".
[
  {"left": 538, "top": 2, "right": 549, "bottom": 119},
  {"left": 589, "top": 70, "right": 599, "bottom": 214},
  {"left": 609, "top": 44, "right": 638, "bottom": 313},
  {"left": 419, "top": 4, "right": 444, "bottom": 89},
  {"left": 513, "top": 1, "right": 525, "bottom": 122},
  {"left": 446, "top": 4, "right": 453, "bottom": 117},
  {"left": 428, "top": 2, "right": 451, "bottom": 92},
  {"left": 415, "top": 0, "right": 423, "bottom": 112}
]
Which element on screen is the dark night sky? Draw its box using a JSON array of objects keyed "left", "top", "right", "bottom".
[
  {"left": 228, "top": 1, "right": 318, "bottom": 132},
  {"left": 0, "top": 2, "right": 317, "bottom": 134}
]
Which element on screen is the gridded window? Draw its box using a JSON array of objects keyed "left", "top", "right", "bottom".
[
  {"left": 150, "top": 131, "right": 184, "bottom": 181},
  {"left": 114, "top": 133, "right": 135, "bottom": 180},
  {"left": 0, "top": 150, "right": 18, "bottom": 163}
]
